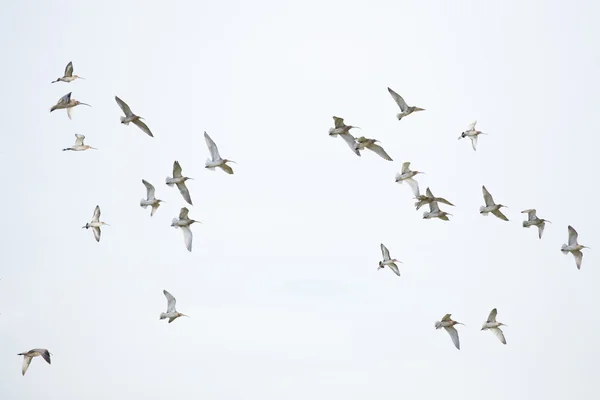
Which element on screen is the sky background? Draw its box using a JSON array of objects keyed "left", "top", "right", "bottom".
[{"left": 0, "top": 0, "right": 599, "bottom": 398}]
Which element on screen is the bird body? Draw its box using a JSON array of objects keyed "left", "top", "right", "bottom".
[
  {"left": 521, "top": 209, "right": 551, "bottom": 239},
  {"left": 480, "top": 186, "right": 509, "bottom": 221},
  {"left": 395, "top": 162, "right": 424, "bottom": 197},
  {"left": 378, "top": 243, "right": 402, "bottom": 276},
  {"left": 50, "top": 92, "right": 91, "bottom": 119},
  {"left": 387, "top": 87, "right": 425, "bottom": 120},
  {"left": 171, "top": 207, "right": 197, "bottom": 252},
  {"left": 82, "top": 205, "right": 109, "bottom": 242},
  {"left": 415, "top": 187, "right": 455, "bottom": 210},
  {"left": 204, "top": 131, "right": 236, "bottom": 174},
  {"left": 140, "top": 180, "right": 164, "bottom": 216},
  {"left": 481, "top": 308, "right": 507, "bottom": 344},
  {"left": 354, "top": 136, "right": 393, "bottom": 161},
  {"left": 435, "top": 314, "right": 464, "bottom": 350},
  {"left": 459, "top": 121, "right": 487, "bottom": 151},
  {"left": 18, "top": 349, "right": 51, "bottom": 376},
  {"left": 561, "top": 225, "right": 589, "bottom": 269},
  {"left": 166, "top": 161, "right": 193, "bottom": 205},
  {"left": 62, "top": 134, "right": 96, "bottom": 151},
  {"left": 115, "top": 96, "right": 154, "bottom": 137},
  {"left": 160, "top": 290, "right": 189, "bottom": 323},
  {"left": 52, "top": 61, "right": 84, "bottom": 83}
]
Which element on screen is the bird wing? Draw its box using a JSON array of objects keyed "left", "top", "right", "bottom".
[
  {"left": 182, "top": 225, "right": 193, "bottom": 252},
  {"left": 487, "top": 308, "right": 498, "bottom": 323},
  {"left": 151, "top": 203, "right": 160, "bottom": 217},
  {"left": 388, "top": 263, "right": 400, "bottom": 276},
  {"left": 142, "top": 179, "right": 156, "bottom": 200},
  {"left": 521, "top": 209, "right": 537, "bottom": 220},
  {"left": 172, "top": 161, "right": 183, "bottom": 178},
  {"left": 537, "top": 222, "right": 546, "bottom": 239},
  {"left": 75, "top": 134, "right": 85, "bottom": 146},
  {"left": 425, "top": 187, "right": 434, "bottom": 197},
  {"left": 39, "top": 349, "right": 51, "bottom": 364},
  {"left": 57, "top": 92, "right": 72, "bottom": 105},
  {"left": 220, "top": 164, "right": 234, "bottom": 175},
  {"left": 572, "top": 250, "right": 583, "bottom": 270},
  {"left": 491, "top": 327, "right": 506, "bottom": 344},
  {"left": 333, "top": 116, "right": 345, "bottom": 128},
  {"left": 179, "top": 207, "right": 190, "bottom": 220},
  {"left": 492, "top": 209, "right": 509, "bottom": 221},
  {"left": 429, "top": 200, "right": 440, "bottom": 213},
  {"left": 568, "top": 225, "right": 579, "bottom": 246},
  {"left": 482, "top": 186, "right": 495, "bottom": 206},
  {"left": 67, "top": 107, "right": 74, "bottom": 120},
  {"left": 64, "top": 61, "right": 74, "bottom": 77},
  {"left": 405, "top": 178, "right": 420, "bottom": 197},
  {"left": 92, "top": 205, "right": 101, "bottom": 222},
  {"left": 380, "top": 243, "right": 390, "bottom": 261},
  {"left": 176, "top": 182, "right": 193, "bottom": 205},
  {"left": 93, "top": 227, "right": 101, "bottom": 242},
  {"left": 436, "top": 197, "right": 455, "bottom": 207},
  {"left": 467, "top": 121, "right": 477, "bottom": 131},
  {"left": 401, "top": 162, "right": 411, "bottom": 174},
  {"left": 444, "top": 326, "right": 460, "bottom": 350},
  {"left": 163, "top": 290, "right": 177, "bottom": 312},
  {"left": 204, "top": 131, "right": 221, "bottom": 161},
  {"left": 441, "top": 314, "right": 452, "bottom": 321},
  {"left": 22, "top": 356, "right": 33, "bottom": 376},
  {"left": 387, "top": 87, "right": 408, "bottom": 112},
  {"left": 114, "top": 96, "right": 133, "bottom": 117},
  {"left": 133, "top": 119, "right": 154, "bottom": 137},
  {"left": 338, "top": 132, "right": 360, "bottom": 156},
  {"left": 469, "top": 135, "right": 478, "bottom": 151},
  {"left": 367, "top": 143, "right": 393, "bottom": 161}
]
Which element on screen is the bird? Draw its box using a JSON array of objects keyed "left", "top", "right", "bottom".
[
  {"left": 481, "top": 308, "right": 507, "bottom": 345},
  {"left": 435, "top": 314, "right": 465, "bottom": 350},
  {"left": 160, "top": 290, "right": 189, "bottom": 323},
  {"left": 62, "top": 134, "right": 97, "bottom": 152},
  {"left": 171, "top": 207, "right": 198, "bottom": 252},
  {"left": 423, "top": 199, "right": 452, "bottom": 221},
  {"left": 354, "top": 137, "right": 393, "bottom": 161},
  {"left": 395, "top": 162, "right": 425, "bottom": 197},
  {"left": 82, "top": 205, "right": 110, "bottom": 242},
  {"left": 328, "top": 116, "right": 361, "bottom": 156},
  {"left": 114, "top": 96, "right": 154, "bottom": 137},
  {"left": 204, "top": 131, "right": 236, "bottom": 174},
  {"left": 415, "top": 187, "right": 455, "bottom": 211},
  {"left": 561, "top": 225, "right": 590, "bottom": 270},
  {"left": 378, "top": 243, "right": 402, "bottom": 276},
  {"left": 521, "top": 209, "right": 551, "bottom": 239},
  {"left": 387, "top": 87, "right": 425, "bottom": 120},
  {"left": 50, "top": 92, "right": 91, "bottom": 119},
  {"left": 140, "top": 180, "right": 165, "bottom": 217},
  {"left": 459, "top": 121, "right": 487, "bottom": 151},
  {"left": 51, "top": 61, "right": 84, "bottom": 83},
  {"left": 480, "top": 186, "right": 509, "bottom": 221},
  {"left": 18, "top": 349, "right": 51, "bottom": 376},
  {"left": 166, "top": 161, "right": 194, "bottom": 205}
]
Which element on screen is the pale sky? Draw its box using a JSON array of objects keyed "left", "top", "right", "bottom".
[{"left": 1, "top": 0, "right": 599, "bottom": 399}]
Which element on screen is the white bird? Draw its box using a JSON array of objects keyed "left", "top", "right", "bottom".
[
  {"left": 82, "top": 205, "right": 110, "bottom": 242},
  {"left": 329, "top": 116, "right": 361, "bottom": 156},
  {"left": 354, "top": 137, "right": 393, "bottom": 161},
  {"left": 415, "top": 187, "right": 455, "bottom": 211},
  {"left": 481, "top": 308, "right": 507, "bottom": 345},
  {"left": 378, "top": 243, "right": 402, "bottom": 276},
  {"left": 166, "top": 161, "right": 194, "bottom": 205},
  {"left": 395, "top": 162, "right": 425, "bottom": 197},
  {"left": 561, "top": 225, "right": 590, "bottom": 270},
  {"left": 387, "top": 87, "right": 425, "bottom": 120},
  {"left": 160, "top": 290, "right": 189, "bottom": 323},
  {"left": 204, "top": 131, "right": 236, "bottom": 174},
  {"left": 62, "top": 134, "right": 97, "bottom": 152},
  {"left": 423, "top": 199, "right": 452, "bottom": 221},
  {"left": 140, "top": 180, "right": 165, "bottom": 217},
  {"left": 171, "top": 207, "right": 198, "bottom": 252},
  {"left": 115, "top": 96, "right": 154, "bottom": 137},
  {"left": 51, "top": 61, "right": 84, "bottom": 83},
  {"left": 480, "top": 185, "right": 509, "bottom": 221},
  {"left": 459, "top": 121, "right": 487, "bottom": 151},
  {"left": 521, "top": 209, "right": 551, "bottom": 239},
  {"left": 50, "top": 92, "right": 91, "bottom": 119},
  {"left": 18, "top": 349, "right": 51, "bottom": 376},
  {"left": 435, "top": 314, "right": 465, "bottom": 350}
]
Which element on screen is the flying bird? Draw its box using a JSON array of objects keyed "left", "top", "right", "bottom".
[
  {"left": 204, "top": 131, "right": 236, "bottom": 174},
  {"left": 423, "top": 199, "right": 452, "bottom": 221},
  {"left": 561, "top": 225, "right": 590, "bottom": 270},
  {"left": 160, "top": 290, "right": 189, "bottom": 323},
  {"left": 50, "top": 92, "right": 91, "bottom": 119},
  {"left": 62, "top": 134, "right": 97, "bottom": 152},
  {"left": 415, "top": 187, "right": 455, "bottom": 210},
  {"left": 166, "top": 161, "right": 194, "bottom": 205},
  {"left": 171, "top": 207, "right": 198, "bottom": 252},
  {"left": 115, "top": 96, "right": 154, "bottom": 137},
  {"left": 521, "top": 209, "right": 551, "bottom": 239},
  {"left": 82, "top": 205, "right": 110, "bottom": 242},
  {"left": 328, "top": 116, "right": 360, "bottom": 156},
  {"left": 481, "top": 308, "right": 507, "bottom": 345},
  {"left": 140, "top": 180, "right": 165, "bottom": 217},
  {"left": 378, "top": 243, "right": 402, "bottom": 276},
  {"left": 18, "top": 349, "right": 51, "bottom": 376},
  {"left": 435, "top": 314, "right": 465, "bottom": 350},
  {"left": 459, "top": 121, "right": 487, "bottom": 151},
  {"left": 387, "top": 87, "right": 425, "bottom": 120},
  {"left": 480, "top": 186, "right": 509, "bottom": 221},
  {"left": 395, "top": 162, "right": 425, "bottom": 197},
  {"left": 52, "top": 61, "right": 84, "bottom": 83},
  {"left": 354, "top": 137, "right": 393, "bottom": 161}
]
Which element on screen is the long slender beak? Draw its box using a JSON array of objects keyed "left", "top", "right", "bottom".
[
  {"left": 103, "top": 223, "right": 111, "bottom": 226},
  {"left": 80, "top": 102, "right": 92, "bottom": 107},
  {"left": 545, "top": 220, "right": 552, "bottom": 224},
  {"left": 187, "top": 177, "right": 195, "bottom": 180},
  {"left": 90, "top": 147, "right": 98, "bottom": 150},
  {"left": 78, "top": 76, "right": 86, "bottom": 80},
  {"left": 227, "top": 160, "right": 237, "bottom": 164}
]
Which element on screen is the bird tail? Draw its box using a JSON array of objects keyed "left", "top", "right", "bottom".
[
  {"left": 561, "top": 244, "right": 569, "bottom": 254},
  {"left": 522, "top": 221, "right": 528, "bottom": 228},
  {"left": 395, "top": 173, "right": 402, "bottom": 183},
  {"left": 62, "top": 148, "right": 70, "bottom": 151},
  {"left": 140, "top": 200, "right": 148, "bottom": 208},
  {"left": 159, "top": 313, "right": 167, "bottom": 320},
  {"left": 171, "top": 218, "right": 180, "bottom": 227},
  {"left": 120, "top": 116, "right": 129, "bottom": 124},
  {"left": 165, "top": 178, "right": 175, "bottom": 186},
  {"left": 205, "top": 158, "right": 215, "bottom": 170},
  {"left": 479, "top": 206, "right": 488, "bottom": 215},
  {"left": 50, "top": 105, "right": 57, "bottom": 112}
]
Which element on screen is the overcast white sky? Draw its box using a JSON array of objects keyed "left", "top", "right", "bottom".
[{"left": 1, "top": 0, "right": 599, "bottom": 399}]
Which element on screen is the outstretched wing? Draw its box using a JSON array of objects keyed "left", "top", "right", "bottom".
[
  {"left": 441, "top": 314, "right": 452, "bottom": 321},
  {"left": 133, "top": 119, "right": 154, "bottom": 137},
  {"left": 380, "top": 243, "right": 390, "bottom": 261},
  {"left": 74, "top": 134, "right": 85, "bottom": 146},
  {"left": 204, "top": 131, "right": 221, "bottom": 161},
  {"left": 220, "top": 164, "right": 234, "bottom": 175},
  {"left": 492, "top": 209, "right": 509, "bottom": 221},
  {"left": 92, "top": 205, "right": 101, "bottom": 222},
  {"left": 482, "top": 186, "right": 495, "bottom": 206},
  {"left": 405, "top": 178, "right": 420, "bottom": 197},
  {"left": 572, "top": 250, "right": 583, "bottom": 270},
  {"left": 521, "top": 209, "right": 537, "bottom": 220},
  {"left": 182, "top": 226, "right": 193, "bottom": 252},
  {"left": 115, "top": 96, "right": 133, "bottom": 117},
  {"left": 172, "top": 161, "right": 183, "bottom": 178},
  {"left": 444, "top": 326, "right": 460, "bottom": 350},
  {"left": 57, "top": 92, "right": 72, "bottom": 105},
  {"left": 401, "top": 161, "right": 411, "bottom": 174},
  {"left": 22, "top": 356, "right": 33, "bottom": 376},
  {"left": 39, "top": 349, "right": 51, "bottom": 364},
  {"left": 333, "top": 116, "right": 345, "bottom": 128},
  {"left": 436, "top": 197, "right": 455, "bottom": 207},
  {"left": 93, "top": 227, "right": 101, "bottom": 242},
  {"left": 469, "top": 135, "right": 478, "bottom": 151},
  {"left": 142, "top": 179, "right": 156, "bottom": 200},
  {"left": 176, "top": 182, "right": 193, "bottom": 205},
  {"left": 163, "top": 290, "right": 177, "bottom": 312},
  {"left": 467, "top": 121, "right": 477, "bottom": 131},
  {"left": 64, "top": 61, "right": 74, "bottom": 77},
  {"left": 429, "top": 200, "right": 440, "bottom": 213},
  {"left": 491, "top": 327, "right": 506, "bottom": 344},
  {"left": 179, "top": 207, "right": 190, "bottom": 220},
  {"left": 338, "top": 132, "right": 360, "bottom": 156},
  {"left": 387, "top": 87, "right": 408, "bottom": 112},
  {"left": 387, "top": 263, "right": 400, "bottom": 276},
  {"left": 368, "top": 143, "right": 393, "bottom": 161},
  {"left": 487, "top": 308, "right": 498, "bottom": 323},
  {"left": 568, "top": 225, "right": 579, "bottom": 246}
]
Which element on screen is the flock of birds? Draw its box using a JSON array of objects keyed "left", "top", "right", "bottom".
[{"left": 13, "top": 61, "right": 591, "bottom": 376}]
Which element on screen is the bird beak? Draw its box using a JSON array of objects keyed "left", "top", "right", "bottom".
[
  {"left": 80, "top": 103, "right": 92, "bottom": 107},
  {"left": 104, "top": 223, "right": 111, "bottom": 226},
  {"left": 187, "top": 177, "right": 195, "bottom": 180},
  {"left": 545, "top": 220, "right": 552, "bottom": 224},
  {"left": 90, "top": 147, "right": 98, "bottom": 150},
  {"left": 78, "top": 76, "right": 85, "bottom": 80}
]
